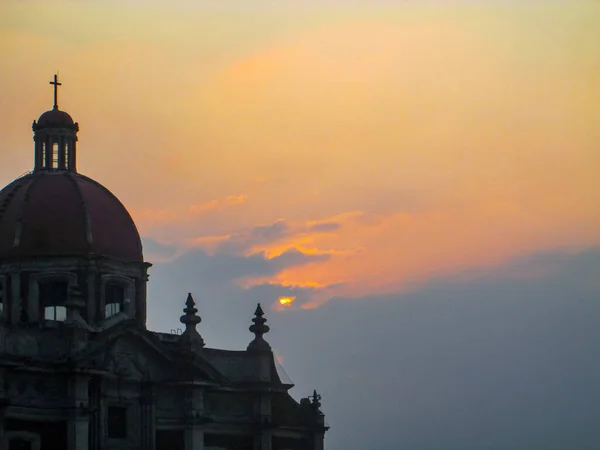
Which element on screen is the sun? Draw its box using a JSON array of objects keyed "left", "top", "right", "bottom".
[{"left": 278, "top": 296, "right": 295, "bottom": 307}]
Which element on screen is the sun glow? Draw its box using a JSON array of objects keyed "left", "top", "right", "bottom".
[{"left": 278, "top": 296, "right": 295, "bottom": 307}]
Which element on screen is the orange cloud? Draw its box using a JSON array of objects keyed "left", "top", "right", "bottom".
[
  {"left": 2, "top": 1, "right": 599, "bottom": 309},
  {"left": 188, "top": 194, "right": 246, "bottom": 215}
]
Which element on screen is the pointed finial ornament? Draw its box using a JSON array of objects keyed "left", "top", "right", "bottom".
[
  {"left": 179, "top": 293, "right": 204, "bottom": 348},
  {"left": 310, "top": 390, "right": 324, "bottom": 415},
  {"left": 311, "top": 390, "right": 322, "bottom": 409},
  {"left": 247, "top": 303, "right": 271, "bottom": 352}
]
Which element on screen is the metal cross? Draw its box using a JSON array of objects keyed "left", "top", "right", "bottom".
[{"left": 49, "top": 74, "right": 62, "bottom": 109}]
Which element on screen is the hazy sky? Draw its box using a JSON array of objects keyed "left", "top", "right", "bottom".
[{"left": 1, "top": 1, "right": 600, "bottom": 448}]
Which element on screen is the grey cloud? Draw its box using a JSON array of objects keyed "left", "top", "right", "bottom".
[
  {"left": 142, "top": 237, "right": 179, "bottom": 260},
  {"left": 270, "top": 248, "right": 329, "bottom": 268},
  {"left": 279, "top": 247, "right": 600, "bottom": 450},
  {"left": 308, "top": 222, "right": 341, "bottom": 233},
  {"left": 150, "top": 246, "right": 325, "bottom": 288},
  {"left": 208, "top": 218, "right": 343, "bottom": 256},
  {"left": 146, "top": 246, "right": 329, "bottom": 348},
  {"left": 214, "top": 219, "right": 294, "bottom": 254},
  {"left": 249, "top": 219, "right": 292, "bottom": 242},
  {"left": 146, "top": 245, "right": 600, "bottom": 450}
]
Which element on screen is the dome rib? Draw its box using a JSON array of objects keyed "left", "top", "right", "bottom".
[
  {"left": 0, "top": 174, "right": 35, "bottom": 250},
  {"left": 76, "top": 174, "right": 143, "bottom": 259},
  {"left": 13, "top": 174, "right": 42, "bottom": 248},
  {"left": 65, "top": 172, "right": 93, "bottom": 248}
]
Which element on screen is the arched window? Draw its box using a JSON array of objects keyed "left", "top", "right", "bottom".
[
  {"left": 105, "top": 282, "right": 126, "bottom": 318},
  {"left": 39, "top": 280, "right": 67, "bottom": 321}
]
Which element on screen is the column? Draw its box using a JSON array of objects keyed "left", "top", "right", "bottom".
[
  {"left": 71, "top": 139, "right": 77, "bottom": 172},
  {"left": 34, "top": 136, "right": 43, "bottom": 170},
  {"left": 58, "top": 136, "right": 66, "bottom": 170},
  {"left": 45, "top": 136, "right": 52, "bottom": 169},
  {"left": 10, "top": 273, "right": 21, "bottom": 324}
]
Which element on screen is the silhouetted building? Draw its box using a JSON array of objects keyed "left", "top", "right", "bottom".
[{"left": 0, "top": 76, "right": 327, "bottom": 450}]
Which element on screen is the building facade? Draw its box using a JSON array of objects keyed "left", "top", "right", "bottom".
[{"left": 0, "top": 76, "right": 327, "bottom": 450}]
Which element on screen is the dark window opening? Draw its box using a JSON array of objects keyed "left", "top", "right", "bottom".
[
  {"left": 105, "top": 283, "right": 126, "bottom": 318},
  {"left": 273, "top": 436, "right": 309, "bottom": 450},
  {"left": 9, "top": 438, "right": 32, "bottom": 450},
  {"left": 39, "top": 281, "right": 67, "bottom": 321},
  {"left": 204, "top": 434, "right": 253, "bottom": 450},
  {"left": 107, "top": 406, "right": 127, "bottom": 439},
  {"left": 6, "top": 419, "right": 67, "bottom": 450},
  {"left": 156, "top": 430, "right": 185, "bottom": 450}
]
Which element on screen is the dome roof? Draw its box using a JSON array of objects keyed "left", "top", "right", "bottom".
[
  {"left": 37, "top": 108, "right": 74, "bottom": 127},
  {"left": 0, "top": 171, "right": 143, "bottom": 261}
]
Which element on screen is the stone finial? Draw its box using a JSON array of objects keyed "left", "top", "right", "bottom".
[
  {"left": 247, "top": 303, "right": 271, "bottom": 352},
  {"left": 179, "top": 293, "right": 204, "bottom": 348},
  {"left": 311, "top": 390, "right": 322, "bottom": 410}
]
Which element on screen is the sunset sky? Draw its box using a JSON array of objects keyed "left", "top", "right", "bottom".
[{"left": 2, "top": 1, "right": 600, "bottom": 448}]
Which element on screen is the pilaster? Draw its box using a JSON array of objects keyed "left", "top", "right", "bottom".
[
  {"left": 313, "top": 433, "right": 325, "bottom": 450},
  {"left": 86, "top": 271, "right": 96, "bottom": 325},
  {"left": 185, "top": 428, "right": 204, "bottom": 450},
  {"left": 0, "top": 275, "right": 5, "bottom": 322},
  {"left": 68, "top": 375, "right": 90, "bottom": 450},
  {"left": 0, "top": 367, "right": 6, "bottom": 450},
  {"left": 137, "top": 273, "right": 148, "bottom": 328},
  {"left": 141, "top": 383, "right": 156, "bottom": 450},
  {"left": 27, "top": 277, "right": 39, "bottom": 322},
  {"left": 10, "top": 273, "right": 20, "bottom": 324},
  {"left": 257, "top": 393, "right": 272, "bottom": 450}
]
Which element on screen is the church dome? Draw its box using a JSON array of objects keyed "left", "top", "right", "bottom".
[
  {"left": 0, "top": 171, "right": 143, "bottom": 261},
  {"left": 37, "top": 108, "right": 74, "bottom": 127}
]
